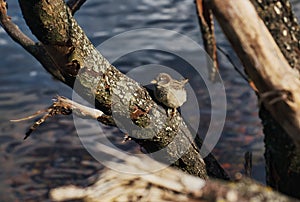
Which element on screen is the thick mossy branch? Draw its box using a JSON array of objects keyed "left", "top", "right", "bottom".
[
  {"left": 250, "top": 0, "right": 300, "bottom": 71},
  {"left": 16, "top": 0, "right": 231, "bottom": 179}
]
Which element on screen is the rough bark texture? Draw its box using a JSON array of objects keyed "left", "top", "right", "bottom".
[
  {"left": 17, "top": 0, "right": 213, "bottom": 179},
  {"left": 209, "top": 0, "right": 300, "bottom": 198},
  {"left": 209, "top": 0, "right": 300, "bottom": 148},
  {"left": 249, "top": 0, "right": 300, "bottom": 198},
  {"left": 260, "top": 106, "right": 300, "bottom": 198},
  {"left": 250, "top": 0, "right": 300, "bottom": 70}
]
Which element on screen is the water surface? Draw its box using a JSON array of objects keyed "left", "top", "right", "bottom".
[{"left": 0, "top": 0, "right": 299, "bottom": 201}]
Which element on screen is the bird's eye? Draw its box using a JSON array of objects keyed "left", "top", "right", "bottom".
[{"left": 160, "top": 75, "right": 170, "bottom": 82}]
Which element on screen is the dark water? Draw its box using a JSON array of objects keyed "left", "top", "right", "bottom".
[{"left": 0, "top": 0, "right": 299, "bottom": 201}]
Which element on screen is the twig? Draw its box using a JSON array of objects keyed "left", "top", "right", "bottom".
[
  {"left": 0, "top": 0, "right": 64, "bottom": 81},
  {"left": 244, "top": 151, "right": 252, "bottom": 178},
  {"left": 67, "top": 0, "right": 87, "bottom": 15},
  {"left": 0, "top": 0, "right": 36, "bottom": 52},
  {"left": 217, "top": 46, "right": 248, "bottom": 81},
  {"left": 12, "top": 96, "right": 115, "bottom": 139},
  {"left": 11, "top": 109, "right": 48, "bottom": 122}
]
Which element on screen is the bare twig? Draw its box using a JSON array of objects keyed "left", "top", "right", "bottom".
[
  {"left": 67, "top": 0, "right": 87, "bottom": 15},
  {"left": 11, "top": 109, "right": 48, "bottom": 122},
  {"left": 12, "top": 96, "right": 115, "bottom": 139},
  {"left": 217, "top": 46, "right": 248, "bottom": 81},
  {"left": 244, "top": 151, "right": 252, "bottom": 178},
  {"left": 0, "top": 0, "right": 36, "bottom": 52},
  {"left": 0, "top": 0, "right": 64, "bottom": 81}
]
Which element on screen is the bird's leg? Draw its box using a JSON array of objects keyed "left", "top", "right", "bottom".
[
  {"left": 171, "top": 108, "right": 177, "bottom": 118},
  {"left": 166, "top": 108, "right": 176, "bottom": 118}
]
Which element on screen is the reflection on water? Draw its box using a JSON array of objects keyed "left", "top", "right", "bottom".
[{"left": 0, "top": 0, "right": 299, "bottom": 201}]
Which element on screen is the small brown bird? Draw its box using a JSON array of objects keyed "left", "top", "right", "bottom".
[{"left": 151, "top": 73, "right": 188, "bottom": 116}]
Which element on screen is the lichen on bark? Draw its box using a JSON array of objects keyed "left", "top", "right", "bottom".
[{"left": 17, "top": 0, "right": 224, "bottom": 179}]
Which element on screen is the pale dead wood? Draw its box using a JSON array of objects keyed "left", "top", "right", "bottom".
[
  {"left": 11, "top": 96, "right": 115, "bottom": 139},
  {"left": 210, "top": 0, "right": 300, "bottom": 148},
  {"left": 50, "top": 142, "right": 297, "bottom": 202},
  {"left": 50, "top": 142, "right": 206, "bottom": 202}
]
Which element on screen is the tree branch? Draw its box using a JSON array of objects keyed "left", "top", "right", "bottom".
[
  {"left": 195, "top": 0, "right": 219, "bottom": 81},
  {"left": 209, "top": 0, "right": 300, "bottom": 148},
  {"left": 15, "top": 0, "right": 230, "bottom": 179},
  {"left": 0, "top": 0, "right": 64, "bottom": 80},
  {"left": 67, "top": 0, "right": 87, "bottom": 15}
]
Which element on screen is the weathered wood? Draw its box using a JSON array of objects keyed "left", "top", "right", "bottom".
[
  {"left": 50, "top": 144, "right": 297, "bottom": 202},
  {"left": 17, "top": 0, "right": 212, "bottom": 179},
  {"left": 209, "top": 0, "right": 300, "bottom": 149},
  {"left": 248, "top": 0, "right": 300, "bottom": 198}
]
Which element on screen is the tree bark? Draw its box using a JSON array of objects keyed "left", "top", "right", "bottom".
[
  {"left": 208, "top": 0, "right": 300, "bottom": 198},
  {"left": 209, "top": 0, "right": 300, "bottom": 149},
  {"left": 16, "top": 0, "right": 215, "bottom": 179},
  {"left": 195, "top": 0, "right": 219, "bottom": 81},
  {"left": 249, "top": 0, "right": 300, "bottom": 198}
]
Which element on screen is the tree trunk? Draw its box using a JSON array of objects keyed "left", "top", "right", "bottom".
[
  {"left": 250, "top": 0, "right": 300, "bottom": 198},
  {"left": 208, "top": 0, "right": 300, "bottom": 198}
]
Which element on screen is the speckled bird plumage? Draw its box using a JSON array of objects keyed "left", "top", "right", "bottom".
[{"left": 151, "top": 73, "right": 188, "bottom": 110}]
